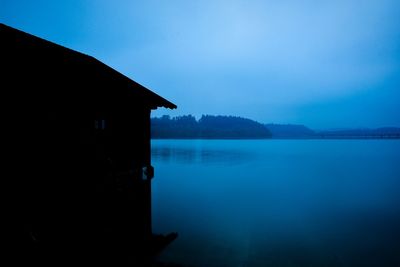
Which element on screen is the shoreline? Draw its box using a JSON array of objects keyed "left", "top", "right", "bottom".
[{"left": 151, "top": 136, "right": 400, "bottom": 140}]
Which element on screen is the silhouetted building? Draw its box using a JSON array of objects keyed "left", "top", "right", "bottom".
[{"left": 2, "top": 23, "right": 177, "bottom": 265}]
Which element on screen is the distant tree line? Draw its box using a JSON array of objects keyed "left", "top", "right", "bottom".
[
  {"left": 265, "top": 123, "right": 315, "bottom": 138},
  {"left": 151, "top": 115, "right": 272, "bottom": 139},
  {"left": 151, "top": 115, "right": 400, "bottom": 139},
  {"left": 265, "top": 124, "right": 400, "bottom": 139},
  {"left": 316, "top": 127, "right": 400, "bottom": 139}
]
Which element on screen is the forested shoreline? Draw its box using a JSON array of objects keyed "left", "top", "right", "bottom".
[{"left": 151, "top": 115, "right": 400, "bottom": 139}]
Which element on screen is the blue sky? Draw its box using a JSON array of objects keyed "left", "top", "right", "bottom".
[{"left": 1, "top": 0, "right": 399, "bottom": 128}]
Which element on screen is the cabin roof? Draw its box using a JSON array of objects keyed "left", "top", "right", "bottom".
[{"left": 0, "top": 23, "right": 176, "bottom": 110}]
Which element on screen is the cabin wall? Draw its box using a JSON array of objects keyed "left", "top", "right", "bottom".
[{"left": 3, "top": 25, "right": 156, "bottom": 263}]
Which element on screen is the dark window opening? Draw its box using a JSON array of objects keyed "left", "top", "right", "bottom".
[{"left": 95, "top": 119, "right": 106, "bottom": 130}]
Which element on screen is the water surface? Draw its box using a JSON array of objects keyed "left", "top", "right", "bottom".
[{"left": 152, "top": 139, "right": 400, "bottom": 267}]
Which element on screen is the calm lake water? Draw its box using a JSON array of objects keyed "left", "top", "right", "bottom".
[{"left": 151, "top": 140, "right": 400, "bottom": 267}]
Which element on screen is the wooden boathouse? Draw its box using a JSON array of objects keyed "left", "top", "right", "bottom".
[{"left": 2, "top": 23, "right": 177, "bottom": 265}]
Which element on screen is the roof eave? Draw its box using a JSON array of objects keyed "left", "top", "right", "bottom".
[{"left": 153, "top": 99, "right": 177, "bottom": 110}]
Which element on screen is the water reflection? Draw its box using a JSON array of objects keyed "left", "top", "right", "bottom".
[
  {"left": 152, "top": 146, "right": 254, "bottom": 165},
  {"left": 152, "top": 140, "right": 400, "bottom": 267}
]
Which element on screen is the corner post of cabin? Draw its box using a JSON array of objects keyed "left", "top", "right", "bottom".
[{"left": 144, "top": 108, "right": 153, "bottom": 241}]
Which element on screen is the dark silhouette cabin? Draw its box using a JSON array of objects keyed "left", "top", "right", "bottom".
[{"left": 2, "top": 23, "right": 177, "bottom": 265}]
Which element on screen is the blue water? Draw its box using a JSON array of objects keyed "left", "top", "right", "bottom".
[{"left": 151, "top": 140, "right": 400, "bottom": 267}]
